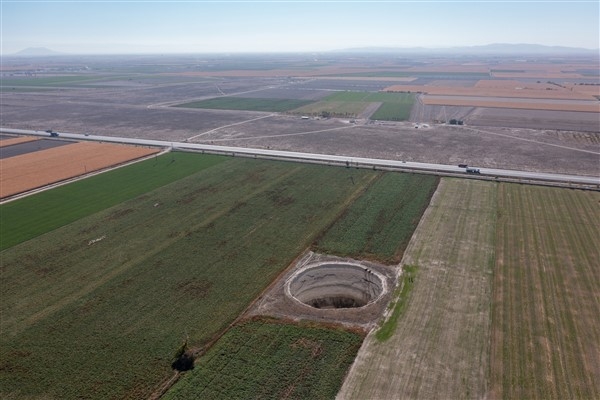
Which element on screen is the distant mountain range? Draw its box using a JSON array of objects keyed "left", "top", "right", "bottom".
[
  {"left": 335, "top": 43, "right": 599, "bottom": 55},
  {"left": 8, "top": 43, "right": 599, "bottom": 57},
  {"left": 10, "top": 47, "right": 64, "bottom": 56}
]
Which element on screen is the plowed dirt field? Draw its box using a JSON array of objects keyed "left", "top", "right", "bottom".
[{"left": 0, "top": 136, "right": 39, "bottom": 147}]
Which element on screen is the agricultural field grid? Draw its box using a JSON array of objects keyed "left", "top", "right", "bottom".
[{"left": 1, "top": 51, "right": 598, "bottom": 400}]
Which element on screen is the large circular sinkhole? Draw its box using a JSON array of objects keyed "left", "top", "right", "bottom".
[{"left": 286, "top": 262, "right": 384, "bottom": 309}]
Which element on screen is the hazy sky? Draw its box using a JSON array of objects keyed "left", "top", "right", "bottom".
[{"left": 2, "top": 1, "right": 599, "bottom": 54}]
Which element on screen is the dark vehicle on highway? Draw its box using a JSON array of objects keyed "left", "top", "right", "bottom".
[
  {"left": 466, "top": 167, "right": 480, "bottom": 174},
  {"left": 458, "top": 163, "right": 468, "bottom": 168}
]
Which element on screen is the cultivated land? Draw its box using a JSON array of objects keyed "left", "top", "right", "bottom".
[
  {"left": 0, "top": 141, "right": 159, "bottom": 198},
  {"left": 1, "top": 52, "right": 599, "bottom": 399},
  {"left": 490, "top": 184, "right": 600, "bottom": 399},
  {"left": 338, "top": 179, "right": 600, "bottom": 399},
  {"left": 164, "top": 318, "right": 364, "bottom": 400},
  {"left": 315, "top": 172, "right": 439, "bottom": 263},
  {"left": 338, "top": 178, "right": 497, "bottom": 400},
  {"left": 0, "top": 135, "right": 39, "bottom": 147},
  {"left": 1, "top": 53, "right": 597, "bottom": 177},
  {"left": 0, "top": 152, "right": 225, "bottom": 250},
  {"left": 0, "top": 155, "right": 388, "bottom": 399}
]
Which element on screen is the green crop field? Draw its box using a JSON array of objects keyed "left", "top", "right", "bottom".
[
  {"left": 490, "top": 184, "right": 600, "bottom": 399},
  {"left": 164, "top": 318, "right": 363, "bottom": 399},
  {"left": 174, "top": 97, "right": 313, "bottom": 112},
  {"left": 291, "top": 91, "right": 415, "bottom": 120},
  {"left": 0, "top": 156, "right": 381, "bottom": 399},
  {"left": 323, "top": 91, "right": 413, "bottom": 103},
  {"left": 315, "top": 173, "right": 438, "bottom": 263},
  {"left": 0, "top": 152, "right": 225, "bottom": 251},
  {"left": 369, "top": 100, "right": 414, "bottom": 121}
]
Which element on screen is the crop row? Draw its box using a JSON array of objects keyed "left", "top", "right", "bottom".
[
  {"left": 164, "top": 318, "right": 363, "bottom": 399},
  {"left": 0, "top": 151, "right": 225, "bottom": 250},
  {"left": 491, "top": 184, "right": 600, "bottom": 399},
  {"left": 315, "top": 172, "right": 438, "bottom": 263},
  {"left": 0, "top": 156, "right": 377, "bottom": 399}
]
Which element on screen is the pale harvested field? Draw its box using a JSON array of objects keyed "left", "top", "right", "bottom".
[
  {"left": 405, "top": 65, "right": 490, "bottom": 73},
  {"left": 384, "top": 83, "right": 596, "bottom": 100},
  {"left": 490, "top": 184, "right": 600, "bottom": 399},
  {"left": 0, "top": 136, "right": 39, "bottom": 147},
  {"left": 168, "top": 66, "right": 404, "bottom": 78},
  {"left": 0, "top": 142, "right": 159, "bottom": 198},
  {"left": 491, "top": 72, "right": 587, "bottom": 79},
  {"left": 422, "top": 95, "right": 599, "bottom": 112},
  {"left": 338, "top": 179, "right": 496, "bottom": 400},
  {"left": 564, "top": 83, "right": 600, "bottom": 97}
]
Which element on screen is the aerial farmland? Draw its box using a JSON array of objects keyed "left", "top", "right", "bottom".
[{"left": 0, "top": 50, "right": 598, "bottom": 399}]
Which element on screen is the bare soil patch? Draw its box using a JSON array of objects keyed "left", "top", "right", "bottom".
[
  {"left": 384, "top": 83, "right": 596, "bottom": 100},
  {"left": 0, "top": 138, "right": 73, "bottom": 159},
  {"left": 0, "top": 136, "right": 39, "bottom": 147},
  {"left": 246, "top": 251, "right": 397, "bottom": 330},
  {"left": 421, "top": 95, "right": 599, "bottom": 112}
]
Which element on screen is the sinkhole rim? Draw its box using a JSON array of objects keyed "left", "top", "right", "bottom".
[{"left": 285, "top": 261, "right": 386, "bottom": 310}]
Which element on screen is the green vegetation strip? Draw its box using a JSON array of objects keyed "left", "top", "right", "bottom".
[
  {"left": 324, "top": 91, "right": 413, "bottom": 103},
  {"left": 315, "top": 172, "right": 438, "bottom": 263},
  {"left": 174, "top": 97, "right": 313, "bottom": 112},
  {"left": 0, "top": 152, "right": 225, "bottom": 251},
  {"left": 375, "top": 265, "right": 417, "bottom": 342},
  {"left": 164, "top": 318, "right": 363, "bottom": 399},
  {"left": 0, "top": 157, "right": 375, "bottom": 399}
]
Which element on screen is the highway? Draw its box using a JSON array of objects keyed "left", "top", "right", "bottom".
[{"left": 2, "top": 127, "right": 599, "bottom": 189}]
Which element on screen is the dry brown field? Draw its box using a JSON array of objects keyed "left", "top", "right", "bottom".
[
  {"left": 402, "top": 62, "right": 597, "bottom": 76},
  {"left": 338, "top": 179, "right": 496, "bottom": 400},
  {"left": 564, "top": 83, "right": 600, "bottom": 97},
  {"left": 0, "top": 136, "right": 39, "bottom": 147},
  {"left": 168, "top": 66, "right": 396, "bottom": 78},
  {"left": 490, "top": 184, "right": 600, "bottom": 399},
  {"left": 0, "top": 141, "right": 159, "bottom": 198},
  {"left": 405, "top": 64, "right": 491, "bottom": 73},
  {"left": 491, "top": 72, "right": 586, "bottom": 79},
  {"left": 384, "top": 83, "right": 596, "bottom": 100},
  {"left": 421, "top": 96, "right": 599, "bottom": 112}
]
